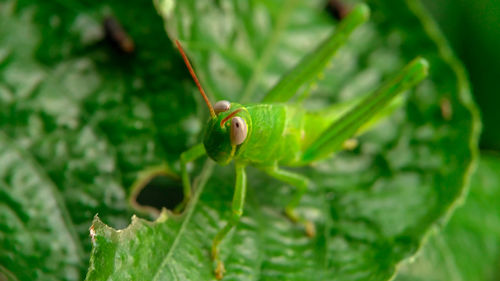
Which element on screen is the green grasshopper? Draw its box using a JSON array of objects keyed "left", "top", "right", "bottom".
[{"left": 175, "top": 4, "right": 428, "bottom": 279}]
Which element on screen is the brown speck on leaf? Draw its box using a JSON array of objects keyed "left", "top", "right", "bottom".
[
  {"left": 89, "top": 225, "right": 96, "bottom": 243},
  {"left": 104, "top": 16, "right": 135, "bottom": 53},
  {"left": 342, "top": 138, "right": 359, "bottom": 151},
  {"left": 440, "top": 97, "right": 453, "bottom": 120}
]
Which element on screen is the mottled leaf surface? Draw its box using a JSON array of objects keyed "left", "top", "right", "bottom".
[
  {"left": 85, "top": 0, "right": 480, "bottom": 281},
  {"left": 0, "top": 0, "right": 196, "bottom": 279}
]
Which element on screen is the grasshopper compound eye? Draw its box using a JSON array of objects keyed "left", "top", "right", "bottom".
[
  {"left": 230, "top": 117, "right": 247, "bottom": 145},
  {"left": 214, "top": 100, "right": 231, "bottom": 115}
]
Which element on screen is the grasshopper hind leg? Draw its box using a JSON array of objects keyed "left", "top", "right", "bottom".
[
  {"left": 263, "top": 165, "right": 316, "bottom": 237},
  {"left": 301, "top": 58, "right": 429, "bottom": 163}
]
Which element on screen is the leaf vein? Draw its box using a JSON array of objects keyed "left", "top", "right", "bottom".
[{"left": 1, "top": 133, "right": 85, "bottom": 260}]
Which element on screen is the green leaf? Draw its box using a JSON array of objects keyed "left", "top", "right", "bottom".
[
  {"left": 0, "top": 131, "right": 83, "bottom": 280},
  {"left": 85, "top": 0, "right": 480, "bottom": 281},
  {"left": 0, "top": 0, "right": 196, "bottom": 279},
  {"left": 395, "top": 154, "right": 500, "bottom": 281}
]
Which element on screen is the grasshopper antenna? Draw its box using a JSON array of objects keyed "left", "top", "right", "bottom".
[{"left": 175, "top": 39, "right": 216, "bottom": 118}]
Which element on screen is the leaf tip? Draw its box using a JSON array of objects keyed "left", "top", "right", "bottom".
[
  {"left": 89, "top": 214, "right": 115, "bottom": 240},
  {"left": 90, "top": 214, "right": 106, "bottom": 233}
]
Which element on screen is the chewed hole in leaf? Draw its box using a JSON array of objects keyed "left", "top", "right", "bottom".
[{"left": 133, "top": 175, "right": 184, "bottom": 212}]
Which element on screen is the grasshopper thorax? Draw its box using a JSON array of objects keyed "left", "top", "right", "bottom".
[{"left": 203, "top": 102, "right": 251, "bottom": 165}]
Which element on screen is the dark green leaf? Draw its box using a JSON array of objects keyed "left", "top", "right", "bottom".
[{"left": 0, "top": 0, "right": 197, "bottom": 279}]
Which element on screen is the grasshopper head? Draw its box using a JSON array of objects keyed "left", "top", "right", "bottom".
[
  {"left": 174, "top": 41, "right": 251, "bottom": 164},
  {"left": 203, "top": 102, "right": 251, "bottom": 165}
]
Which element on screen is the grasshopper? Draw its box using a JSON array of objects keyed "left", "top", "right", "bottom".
[{"left": 175, "top": 4, "right": 428, "bottom": 279}]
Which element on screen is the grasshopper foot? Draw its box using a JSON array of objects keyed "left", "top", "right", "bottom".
[
  {"left": 211, "top": 236, "right": 226, "bottom": 279},
  {"left": 173, "top": 201, "right": 186, "bottom": 213},
  {"left": 285, "top": 207, "right": 316, "bottom": 238},
  {"left": 214, "top": 260, "right": 226, "bottom": 280},
  {"left": 342, "top": 138, "right": 359, "bottom": 151},
  {"left": 173, "top": 193, "right": 191, "bottom": 213},
  {"left": 305, "top": 220, "right": 316, "bottom": 238}
]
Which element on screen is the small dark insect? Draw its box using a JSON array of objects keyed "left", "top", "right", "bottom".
[
  {"left": 103, "top": 16, "right": 135, "bottom": 53},
  {"left": 326, "top": 0, "right": 350, "bottom": 20}
]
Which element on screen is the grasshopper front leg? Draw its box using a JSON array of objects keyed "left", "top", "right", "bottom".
[
  {"left": 176, "top": 143, "right": 206, "bottom": 212},
  {"left": 212, "top": 163, "right": 247, "bottom": 280},
  {"left": 263, "top": 165, "right": 315, "bottom": 237}
]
